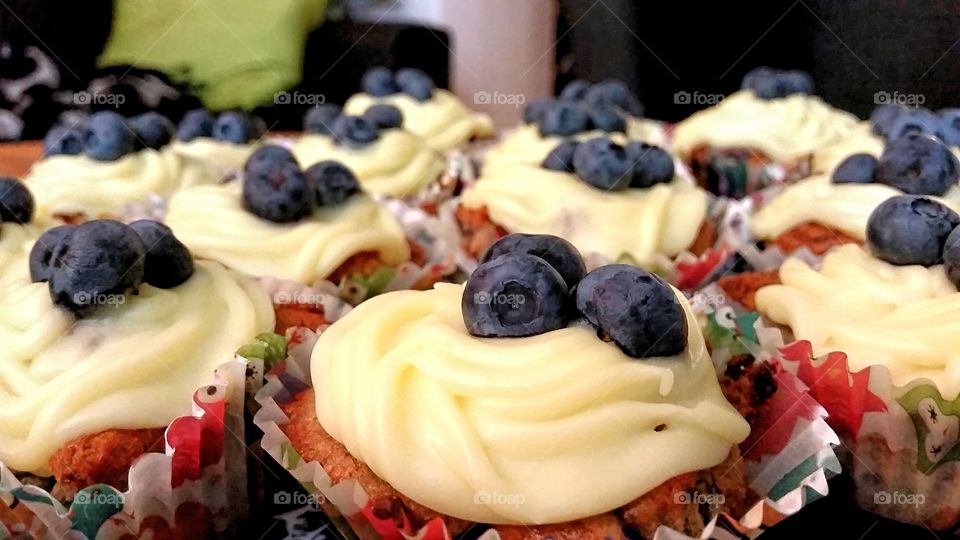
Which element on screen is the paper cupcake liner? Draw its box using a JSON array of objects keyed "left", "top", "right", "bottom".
[
  {"left": 0, "top": 358, "right": 250, "bottom": 539},
  {"left": 695, "top": 278, "right": 960, "bottom": 530},
  {"left": 684, "top": 146, "right": 812, "bottom": 200},
  {"left": 253, "top": 312, "right": 840, "bottom": 540}
]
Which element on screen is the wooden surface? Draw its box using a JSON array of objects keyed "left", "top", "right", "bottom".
[{"left": 0, "top": 141, "right": 43, "bottom": 178}]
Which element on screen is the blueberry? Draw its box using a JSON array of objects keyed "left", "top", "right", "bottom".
[
  {"left": 303, "top": 104, "right": 342, "bottom": 135},
  {"left": 741, "top": 67, "right": 814, "bottom": 100},
  {"left": 870, "top": 104, "right": 906, "bottom": 136},
  {"left": 129, "top": 220, "right": 194, "bottom": 289},
  {"left": 866, "top": 195, "right": 960, "bottom": 266},
  {"left": 939, "top": 108, "right": 960, "bottom": 146},
  {"left": 831, "top": 153, "right": 878, "bottom": 184},
  {"left": 242, "top": 152, "right": 314, "bottom": 223},
  {"left": 29, "top": 225, "right": 75, "bottom": 283},
  {"left": 363, "top": 104, "right": 403, "bottom": 129},
  {"left": 461, "top": 253, "right": 569, "bottom": 337},
  {"left": 331, "top": 115, "right": 379, "bottom": 147},
  {"left": 395, "top": 68, "right": 434, "bottom": 101},
  {"left": 875, "top": 133, "right": 959, "bottom": 196},
  {"left": 43, "top": 124, "right": 87, "bottom": 157},
  {"left": 779, "top": 70, "right": 815, "bottom": 95},
  {"left": 213, "top": 111, "right": 254, "bottom": 144},
  {"left": 85, "top": 111, "right": 134, "bottom": 161},
  {"left": 559, "top": 79, "right": 591, "bottom": 101},
  {"left": 304, "top": 161, "right": 361, "bottom": 207},
  {"left": 584, "top": 80, "right": 643, "bottom": 116},
  {"left": 480, "top": 233, "right": 586, "bottom": 288},
  {"left": 943, "top": 226, "right": 960, "bottom": 287},
  {"left": 574, "top": 264, "right": 687, "bottom": 358},
  {"left": 244, "top": 144, "right": 299, "bottom": 173},
  {"left": 129, "top": 112, "right": 174, "bottom": 150},
  {"left": 0, "top": 177, "right": 34, "bottom": 223},
  {"left": 541, "top": 140, "right": 579, "bottom": 173},
  {"left": 177, "top": 109, "right": 215, "bottom": 142},
  {"left": 523, "top": 97, "right": 554, "bottom": 125},
  {"left": 47, "top": 220, "right": 146, "bottom": 316},
  {"left": 573, "top": 138, "right": 631, "bottom": 190},
  {"left": 538, "top": 101, "right": 590, "bottom": 137},
  {"left": 362, "top": 66, "right": 399, "bottom": 97},
  {"left": 586, "top": 105, "right": 626, "bottom": 133},
  {"left": 885, "top": 108, "right": 942, "bottom": 143},
  {"left": 626, "top": 142, "right": 675, "bottom": 188}
]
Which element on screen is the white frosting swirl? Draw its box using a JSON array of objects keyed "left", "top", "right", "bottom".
[
  {"left": 343, "top": 90, "right": 494, "bottom": 151},
  {"left": 26, "top": 150, "right": 214, "bottom": 218},
  {"left": 672, "top": 91, "right": 861, "bottom": 161},
  {"left": 167, "top": 139, "right": 256, "bottom": 179},
  {"left": 0, "top": 257, "right": 274, "bottom": 473},
  {"left": 165, "top": 182, "right": 410, "bottom": 284},
  {"left": 483, "top": 119, "right": 667, "bottom": 168},
  {"left": 460, "top": 164, "right": 708, "bottom": 266},
  {"left": 751, "top": 174, "right": 960, "bottom": 240},
  {"left": 756, "top": 245, "right": 960, "bottom": 398},
  {"left": 313, "top": 283, "right": 749, "bottom": 524},
  {"left": 291, "top": 129, "right": 446, "bottom": 197}
]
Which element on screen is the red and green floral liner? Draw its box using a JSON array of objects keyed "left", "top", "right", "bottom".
[
  {"left": 254, "top": 303, "right": 841, "bottom": 539},
  {"left": 697, "top": 280, "right": 960, "bottom": 529},
  {"left": 0, "top": 359, "right": 250, "bottom": 539}
]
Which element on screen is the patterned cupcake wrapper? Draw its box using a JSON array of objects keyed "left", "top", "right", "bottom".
[
  {"left": 254, "top": 314, "right": 840, "bottom": 540},
  {"left": 0, "top": 358, "right": 251, "bottom": 539},
  {"left": 695, "top": 280, "right": 960, "bottom": 530},
  {"left": 684, "top": 147, "right": 812, "bottom": 200}
]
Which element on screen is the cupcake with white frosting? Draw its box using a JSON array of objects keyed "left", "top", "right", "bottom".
[
  {"left": 27, "top": 111, "right": 217, "bottom": 221},
  {"left": 166, "top": 109, "right": 262, "bottom": 181},
  {"left": 673, "top": 67, "right": 859, "bottom": 198},
  {"left": 456, "top": 136, "right": 716, "bottom": 275},
  {"left": 342, "top": 67, "right": 494, "bottom": 152},
  {"left": 291, "top": 103, "right": 448, "bottom": 199}
]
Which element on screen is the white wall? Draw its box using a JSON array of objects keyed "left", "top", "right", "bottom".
[{"left": 350, "top": 0, "right": 558, "bottom": 129}]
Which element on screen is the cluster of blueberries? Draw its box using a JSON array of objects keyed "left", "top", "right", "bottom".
[
  {"left": 461, "top": 233, "right": 687, "bottom": 358},
  {"left": 871, "top": 103, "right": 960, "bottom": 146},
  {"left": 524, "top": 79, "right": 643, "bottom": 138},
  {"left": 29, "top": 219, "right": 194, "bottom": 316},
  {"left": 361, "top": 66, "right": 435, "bottom": 102},
  {"left": 866, "top": 195, "right": 960, "bottom": 288},
  {"left": 242, "top": 146, "right": 362, "bottom": 223},
  {"left": 832, "top": 133, "right": 959, "bottom": 197},
  {"left": 43, "top": 109, "right": 261, "bottom": 162},
  {"left": 541, "top": 137, "right": 675, "bottom": 191},
  {"left": 302, "top": 102, "right": 404, "bottom": 148},
  {"left": 739, "top": 67, "right": 815, "bottom": 100}
]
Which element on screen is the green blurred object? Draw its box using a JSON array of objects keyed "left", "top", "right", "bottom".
[{"left": 99, "top": 0, "right": 329, "bottom": 110}]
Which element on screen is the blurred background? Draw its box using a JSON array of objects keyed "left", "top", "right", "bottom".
[{"left": 0, "top": 0, "right": 957, "bottom": 134}]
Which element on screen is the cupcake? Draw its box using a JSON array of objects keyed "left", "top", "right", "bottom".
[
  {"left": 0, "top": 217, "right": 272, "bottom": 514},
  {"left": 672, "top": 67, "right": 860, "bottom": 198},
  {"left": 165, "top": 145, "right": 440, "bottom": 309},
  {"left": 166, "top": 109, "right": 262, "bottom": 181},
  {"left": 342, "top": 67, "right": 494, "bottom": 152},
  {"left": 457, "top": 136, "right": 716, "bottom": 274},
  {"left": 717, "top": 195, "right": 960, "bottom": 528},
  {"left": 291, "top": 103, "right": 448, "bottom": 198},
  {"left": 751, "top": 133, "right": 960, "bottom": 256},
  {"left": 270, "top": 238, "right": 770, "bottom": 538},
  {"left": 483, "top": 79, "right": 667, "bottom": 168},
  {"left": 26, "top": 111, "right": 215, "bottom": 221}
]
